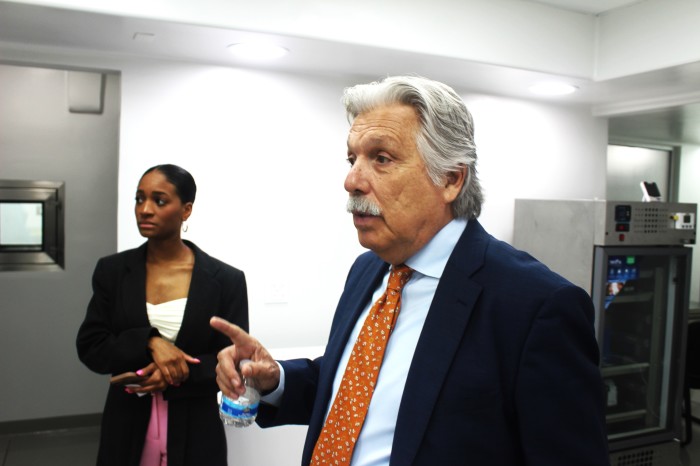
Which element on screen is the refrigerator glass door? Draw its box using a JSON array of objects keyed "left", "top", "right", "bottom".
[{"left": 592, "top": 246, "right": 690, "bottom": 447}]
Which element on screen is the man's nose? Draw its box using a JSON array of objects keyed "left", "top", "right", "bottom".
[{"left": 344, "top": 159, "right": 368, "bottom": 194}]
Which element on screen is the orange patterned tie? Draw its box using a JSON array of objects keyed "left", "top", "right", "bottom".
[{"left": 311, "top": 264, "right": 413, "bottom": 465}]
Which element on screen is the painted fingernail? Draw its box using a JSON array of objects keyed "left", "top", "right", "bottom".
[{"left": 136, "top": 370, "right": 144, "bottom": 376}]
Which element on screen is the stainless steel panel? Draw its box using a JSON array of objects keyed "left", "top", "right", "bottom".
[{"left": 513, "top": 199, "right": 604, "bottom": 293}]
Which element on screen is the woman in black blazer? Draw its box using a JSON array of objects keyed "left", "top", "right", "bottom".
[{"left": 77, "top": 164, "right": 248, "bottom": 466}]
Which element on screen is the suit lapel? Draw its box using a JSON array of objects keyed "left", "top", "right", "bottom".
[
  {"left": 390, "top": 220, "right": 489, "bottom": 465},
  {"left": 175, "top": 243, "right": 218, "bottom": 350},
  {"left": 322, "top": 258, "right": 388, "bottom": 376},
  {"left": 122, "top": 245, "right": 149, "bottom": 327}
]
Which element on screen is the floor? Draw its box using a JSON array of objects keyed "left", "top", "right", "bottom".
[
  {"left": 2, "top": 421, "right": 700, "bottom": 465},
  {"left": 0, "top": 426, "right": 99, "bottom": 466}
]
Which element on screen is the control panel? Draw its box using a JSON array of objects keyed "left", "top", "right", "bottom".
[{"left": 603, "top": 202, "right": 697, "bottom": 246}]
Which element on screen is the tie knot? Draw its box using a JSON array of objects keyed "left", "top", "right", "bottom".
[{"left": 388, "top": 264, "right": 413, "bottom": 291}]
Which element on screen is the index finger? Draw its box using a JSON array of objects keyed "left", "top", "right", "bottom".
[{"left": 210, "top": 316, "right": 249, "bottom": 344}]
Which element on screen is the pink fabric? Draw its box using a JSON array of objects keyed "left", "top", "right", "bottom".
[{"left": 140, "top": 392, "right": 168, "bottom": 466}]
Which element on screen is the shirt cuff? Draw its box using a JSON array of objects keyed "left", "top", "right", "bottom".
[{"left": 261, "top": 361, "right": 285, "bottom": 407}]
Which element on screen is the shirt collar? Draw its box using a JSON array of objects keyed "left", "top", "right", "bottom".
[{"left": 405, "top": 218, "right": 467, "bottom": 280}]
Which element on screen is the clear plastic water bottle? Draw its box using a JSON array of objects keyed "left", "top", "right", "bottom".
[{"left": 219, "top": 359, "right": 260, "bottom": 427}]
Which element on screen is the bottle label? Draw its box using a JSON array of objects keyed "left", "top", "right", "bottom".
[{"left": 220, "top": 399, "right": 259, "bottom": 418}]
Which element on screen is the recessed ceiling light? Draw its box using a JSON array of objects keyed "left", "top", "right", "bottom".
[
  {"left": 529, "top": 82, "right": 578, "bottom": 96},
  {"left": 227, "top": 42, "right": 289, "bottom": 61}
]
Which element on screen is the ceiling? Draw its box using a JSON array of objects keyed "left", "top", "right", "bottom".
[
  {"left": 525, "top": 0, "right": 646, "bottom": 15},
  {"left": 1, "top": 0, "right": 699, "bottom": 146}
]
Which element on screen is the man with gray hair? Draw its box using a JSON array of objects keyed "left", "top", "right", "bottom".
[{"left": 211, "top": 75, "right": 609, "bottom": 465}]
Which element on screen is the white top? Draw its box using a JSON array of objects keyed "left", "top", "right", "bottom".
[
  {"left": 265, "top": 218, "right": 467, "bottom": 466},
  {"left": 146, "top": 297, "right": 187, "bottom": 342}
]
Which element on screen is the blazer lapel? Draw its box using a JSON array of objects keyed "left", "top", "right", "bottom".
[
  {"left": 175, "top": 243, "right": 218, "bottom": 350},
  {"left": 122, "top": 245, "right": 149, "bottom": 327},
  {"left": 322, "top": 258, "right": 388, "bottom": 376},
  {"left": 390, "top": 220, "right": 489, "bottom": 465}
]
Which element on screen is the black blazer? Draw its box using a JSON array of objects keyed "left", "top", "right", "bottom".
[
  {"left": 77, "top": 241, "right": 248, "bottom": 466},
  {"left": 258, "top": 220, "right": 610, "bottom": 465}
]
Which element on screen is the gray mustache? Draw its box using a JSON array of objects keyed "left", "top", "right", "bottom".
[{"left": 346, "top": 196, "right": 382, "bottom": 216}]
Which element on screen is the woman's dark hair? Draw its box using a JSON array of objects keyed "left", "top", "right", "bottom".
[{"left": 142, "top": 164, "right": 197, "bottom": 204}]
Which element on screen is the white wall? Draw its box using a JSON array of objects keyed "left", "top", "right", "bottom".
[
  {"left": 117, "top": 62, "right": 365, "bottom": 347},
  {"left": 467, "top": 95, "right": 608, "bottom": 240}
]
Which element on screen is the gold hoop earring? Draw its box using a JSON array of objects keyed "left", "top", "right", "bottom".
[{"left": 182, "top": 221, "right": 189, "bottom": 233}]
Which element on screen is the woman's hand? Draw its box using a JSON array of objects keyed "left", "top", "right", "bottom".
[
  {"left": 147, "top": 336, "right": 200, "bottom": 386},
  {"left": 124, "top": 363, "right": 168, "bottom": 394}
]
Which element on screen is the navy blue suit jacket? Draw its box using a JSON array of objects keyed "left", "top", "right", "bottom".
[{"left": 258, "top": 220, "right": 609, "bottom": 465}]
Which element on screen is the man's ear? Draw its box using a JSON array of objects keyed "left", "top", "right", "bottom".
[{"left": 443, "top": 165, "right": 467, "bottom": 203}]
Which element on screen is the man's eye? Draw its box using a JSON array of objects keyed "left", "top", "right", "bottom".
[
  {"left": 346, "top": 157, "right": 355, "bottom": 166},
  {"left": 135, "top": 196, "right": 144, "bottom": 204},
  {"left": 156, "top": 199, "right": 166, "bottom": 207},
  {"left": 376, "top": 155, "right": 390, "bottom": 164}
]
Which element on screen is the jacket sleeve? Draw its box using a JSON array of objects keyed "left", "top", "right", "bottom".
[
  {"left": 76, "top": 257, "right": 155, "bottom": 375},
  {"left": 257, "top": 357, "right": 323, "bottom": 427}
]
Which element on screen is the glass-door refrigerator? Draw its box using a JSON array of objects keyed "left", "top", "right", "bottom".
[{"left": 514, "top": 199, "right": 696, "bottom": 465}]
